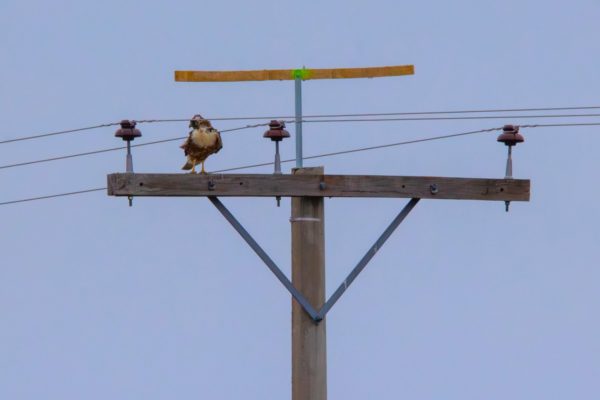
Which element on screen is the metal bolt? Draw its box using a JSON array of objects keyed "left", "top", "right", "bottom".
[{"left": 430, "top": 184, "right": 439, "bottom": 194}]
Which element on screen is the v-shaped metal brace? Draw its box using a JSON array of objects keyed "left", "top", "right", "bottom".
[{"left": 209, "top": 196, "right": 419, "bottom": 323}]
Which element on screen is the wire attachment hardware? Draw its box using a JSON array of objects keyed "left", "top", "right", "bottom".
[
  {"left": 497, "top": 125, "right": 524, "bottom": 212},
  {"left": 115, "top": 120, "right": 142, "bottom": 207},
  {"left": 264, "top": 120, "right": 290, "bottom": 207}
]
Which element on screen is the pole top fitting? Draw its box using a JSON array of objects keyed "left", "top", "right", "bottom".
[
  {"left": 497, "top": 125, "right": 524, "bottom": 146},
  {"left": 263, "top": 120, "right": 290, "bottom": 142},
  {"left": 115, "top": 120, "right": 142, "bottom": 141}
]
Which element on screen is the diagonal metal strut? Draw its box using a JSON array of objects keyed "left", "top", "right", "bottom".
[
  {"left": 209, "top": 196, "right": 419, "bottom": 323},
  {"left": 208, "top": 196, "right": 320, "bottom": 320},
  {"left": 317, "top": 198, "right": 420, "bottom": 320}
]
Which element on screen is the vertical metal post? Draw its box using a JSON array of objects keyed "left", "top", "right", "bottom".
[
  {"left": 275, "top": 141, "right": 282, "bottom": 207},
  {"left": 505, "top": 145, "right": 513, "bottom": 179},
  {"left": 274, "top": 141, "right": 282, "bottom": 175},
  {"left": 504, "top": 146, "right": 513, "bottom": 212},
  {"left": 294, "top": 76, "right": 303, "bottom": 168},
  {"left": 126, "top": 140, "right": 133, "bottom": 206},
  {"left": 126, "top": 140, "right": 133, "bottom": 173}
]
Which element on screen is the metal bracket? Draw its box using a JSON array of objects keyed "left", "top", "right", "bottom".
[
  {"left": 317, "top": 198, "right": 420, "bottom": 320},
  {"left": 209, "top": 196, "right": 320, "bottom": 320},
  {"left": 209, "top": 196, "right": 419, "bottom": 323}
]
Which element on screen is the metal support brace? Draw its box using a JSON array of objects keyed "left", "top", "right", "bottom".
[
  {"left": 208, "top": 196, "right": 320, "bottom": 320},
  {"left": 209, "top": 196, "right": 419, "bottom": 323},
  {"left": 317, "top": 198, "right": 420, "bottom": 320},
  {"left": 294, "top": 76, "right": 303, "bottom": 168}
]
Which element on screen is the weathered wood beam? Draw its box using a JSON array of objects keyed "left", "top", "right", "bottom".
[
  {"left": 107, "top": 173, "right": 530, "bottom": 201},
  {"left": 174, "top": 65, "right": 414, "bottom": 82},
  {"left": 291, "top": 167, "right": 327, "bottom": 400}
]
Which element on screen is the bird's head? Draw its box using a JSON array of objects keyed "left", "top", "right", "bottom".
[{"left": 189, "top": 114, "right": 212, "bottom": 129}]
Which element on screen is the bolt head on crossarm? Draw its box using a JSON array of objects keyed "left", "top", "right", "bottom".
[{"left": 115, "top": 120, "right": 142, "bottom": 141}]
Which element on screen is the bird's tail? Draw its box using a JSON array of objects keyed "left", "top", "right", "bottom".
[{"left": 181, "top": 162, "right": 193, "bottom": 170}]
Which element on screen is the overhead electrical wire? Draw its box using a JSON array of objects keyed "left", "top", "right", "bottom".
[
  {"left": 0, "top": 188, "right": 107, "bottom": 206},
  {"left": 0, "top": 122, "right": 276, "bottom": 170},
  {"left": 514, "top": 122, "right": 600, "bottom": 129},
  {"left": 2, "top": 105, "right": 600, "bottom": 145},
  {"left": 0, "top": 126, "right": 503, "bottom": 206},
  {"left": 2, "top": 117, "right": 600, "bottom": 171},
  {"left": 203, "top": 106, "right": 600, "bottom": 122},
  {"left": 0, "top": 122, "right": 124, "bottom": 145},
  {"left": 300, "top": 113, "right": 600, "bottom": 123},
  {"left": 213, "top": 126, "right": 504, "bottom": 173},
  {"left": 2, "top": 121, "right": 599, "bottom": 207},
  {"left": 212, "top": 122, "right": 600, "bottom": 173},
  {"left": 122, "top": 106, "right": 600, "bottom": 123},
  {"left": 267, "top": 105, "right": 600, "bottom": 119}
]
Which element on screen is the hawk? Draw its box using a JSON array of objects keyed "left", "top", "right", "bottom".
[{"left": 180, "top": 115, "right": 223, "bottom": 174}]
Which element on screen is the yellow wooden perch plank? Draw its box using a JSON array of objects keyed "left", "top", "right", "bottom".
[{"left": 174, "top": 65, "right": 414, "bottom": 82}]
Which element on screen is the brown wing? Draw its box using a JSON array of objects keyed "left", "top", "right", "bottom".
[
  {"left": 180, "top": 130, "right": 194, "bottom": 155},
  {"left": 213, "top": 131, "right": 223, "bottom": 154}
]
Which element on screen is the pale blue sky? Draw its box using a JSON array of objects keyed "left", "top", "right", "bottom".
[{"left": 1, "top": 1, "right": 599, "bottom": 399}]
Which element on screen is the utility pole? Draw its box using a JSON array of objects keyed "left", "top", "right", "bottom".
[
  {"left": 109, "top": 65, "right": 530, "bottom": 400},
  {"left": 291, "top": 167, "right": 326, "bottom": 400},
  {"left": 107, "top": 172, "right": 530, "bottom": 400}
]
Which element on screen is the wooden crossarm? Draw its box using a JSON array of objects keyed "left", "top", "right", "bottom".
[
  {"left": 174, "top": 65, "right": 414, "bottom": 82},
  {"left": 107, "top": 173, "right": 530, "bottom": 202}
]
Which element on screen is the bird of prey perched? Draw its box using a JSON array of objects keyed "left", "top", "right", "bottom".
[{"left": 180, "top": 115, "right": 223, "bottom": 174}]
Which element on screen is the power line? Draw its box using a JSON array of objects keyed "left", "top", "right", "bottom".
[
  {"left": 517, "top": 122, "right": 600, "bottom": 128},
  {"left": 2, "top": 125, "right": 503, "bottom": 206},
  {"left": 1, "top": 121, "right": 598, "bottom": 206},
  {"left": 279, "top": 105, "right": 600, "bottom": 119},
  {"left": 0, "top": 124, "right": 534, "bottom": 206},
  {"left": 216, "top": 120, "right": 600, "bottom": 170},
  {"left": 299, "top": 113, "right": 600, "bottom": 124},
  {"left": 120, "top": 107, "right": 600, "bottom": 123},
  {"left": 0, "top": 122, "right": 123, "bottom": 145},
  {"left": 0, "top": 122, "right": 274, "bottom": 170},
  {"left": 2, "top": 106, "right": 600, "bottom": 145},
  {"left": 1, "top": 124, "right": 502, "bottom": 173},
  {"left": 0, "top": 188, "right": 106, "bottom": 206},
  {"left": 3, "top": 118, "right": 600, "bottom": 171},
  {"left": 213, "top": 126, "right": 504, "bottom": 173},
  {"left": 0, "top": 118, "right": 259, "bottom": 145}
]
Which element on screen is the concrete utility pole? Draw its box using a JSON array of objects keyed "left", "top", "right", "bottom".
[{"left": 107, "top": 65, "right": 531, "bottom": 400}]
